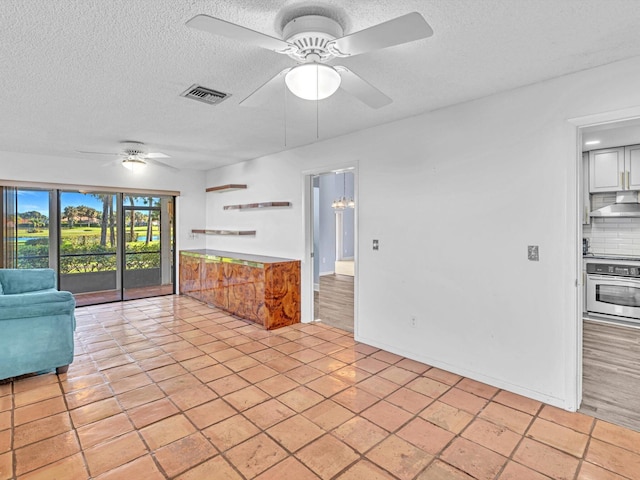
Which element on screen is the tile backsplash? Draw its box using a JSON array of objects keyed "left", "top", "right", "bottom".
[{"left": 583, "top": 193, "right": 640, "bottom": 255}]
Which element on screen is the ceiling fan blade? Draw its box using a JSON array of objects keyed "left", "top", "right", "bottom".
[
  {"left": 101, "top": 159, "right": 120, "bottom": 167},
  {"left": 239, "top": 68, "right": 291, "bottom": 107},
  {"left": 336, "top": 67, "right": 392, "bottom": 109},
  {"left": 146, "top": 158, "right": 179, "bottom": 171},
  {"left": 186, "top": 14, "right": 297, "bottom": 54},
  {"left": 77, "top": 150, "right": 119, "bottom": 156},
  {"left": 328, "top": 12, "right": 433, "bottom": 57},
  {"left": 146, "top": 152, "right": 170, "bottom": 159}
]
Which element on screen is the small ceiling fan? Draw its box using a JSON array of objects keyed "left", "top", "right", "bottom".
[
  {"left": 78, "top": 141, "right": 177, "bottom": 172},
  {"left": 186, "top": 10, "right": 433, "bottom": 108}
]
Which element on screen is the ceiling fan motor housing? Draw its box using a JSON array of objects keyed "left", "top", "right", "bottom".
[
  {"left": 283, "top": 15, "right": 343, "bottom": 62},
  {"left": 120, "top": 141, "right": 147, "bottom": 157}
]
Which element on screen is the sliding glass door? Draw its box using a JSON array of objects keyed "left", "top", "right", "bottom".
[
  {"left": 122, "top": 195, "right": 174, "bottom": 300},
  {"left": 59, "top": 191, "right": 121, "bottom": 305},
  {"left": 1, "top": 186, "right": 175, "bottom": 306},
  {"left": 1, "top": 187, "right": 52, "bottom": 270}
]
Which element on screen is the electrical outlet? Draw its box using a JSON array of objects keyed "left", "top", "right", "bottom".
[
  {"left": 373, "top": 239, "right": 379, "bottom": 251},
  {"left": 410, "top": 316, "right": 417, "bottom": 328},
  {"left": 528, "top": 245, "right": 539, "bottom": 261}
]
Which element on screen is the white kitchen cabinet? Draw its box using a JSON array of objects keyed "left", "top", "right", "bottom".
[
  {"left": 582, "top": 152, "right": 590, "bottom": 225},
  {"left": 626, "top": 144, "right": 640, "bottom": 190},
  {"left": 589, "top": 145, "right": 640, "bottom": 193},
  {"left": 589, "top": 147, "right": 625, "bottom": 192}
]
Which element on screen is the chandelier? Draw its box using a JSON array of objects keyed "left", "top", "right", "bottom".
[{"left": 331, "top": 172, "right": 355, "bottom": 211}]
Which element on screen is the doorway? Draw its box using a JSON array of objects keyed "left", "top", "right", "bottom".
[
  {"left": 577, "top": 116, "right": 640, "bottom": 431},
  {"left": 312, "top": 170, "right": 355, "bottom": 332}
]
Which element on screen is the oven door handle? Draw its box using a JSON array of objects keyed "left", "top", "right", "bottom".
[{"left": 587, "top": 274, "right": 640, "bottom": 285}]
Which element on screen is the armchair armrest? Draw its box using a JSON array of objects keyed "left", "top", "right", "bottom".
[{"left": 0, "top": 290, "right": 76, "bottom": 321}]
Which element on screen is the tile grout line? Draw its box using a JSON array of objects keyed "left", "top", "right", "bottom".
[
  {"left": 104, "top": 323, "right": 174, "bottom": 480},
  {"left": 8, "top": 295, "right": 640, "bottom": 479},
  {"left": 10, "top": 381, "right": 15, "bottom": 480},
  {"left": 574, "top": 417, "right": 599, "bottom": 480}
]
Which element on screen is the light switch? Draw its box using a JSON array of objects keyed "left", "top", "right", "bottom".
[
  {"left": 373, "top": 239, "right": 379, "bottom": 251},
  {"left": 528, "top": 245, "right": 539, "bottom": 261}
]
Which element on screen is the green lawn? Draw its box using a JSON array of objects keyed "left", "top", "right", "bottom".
[{"left": 17, "top": 226, "right": 158, "bottom": 244}]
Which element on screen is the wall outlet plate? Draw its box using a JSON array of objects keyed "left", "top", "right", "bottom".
[
  {"left": 528, "top": 245, "right": 539, "bottom": 261},
  {"left": 373, "top": 239, "right": 379, "bottom": 251}
]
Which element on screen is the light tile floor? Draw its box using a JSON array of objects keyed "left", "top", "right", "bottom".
[{"left": 1, "top": 295, "right": 640, "bottom": 479}]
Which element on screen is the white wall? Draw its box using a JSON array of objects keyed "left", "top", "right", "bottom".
[
  {"left": 0, "top": 151, "right": 207, "bottom": 286},
  {"left": 207, "top": 56, "right": 640, "bottom": 410}
]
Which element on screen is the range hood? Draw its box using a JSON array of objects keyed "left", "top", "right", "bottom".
[{"left": 590, "top": 191, "right": 640, "bottom": 217}]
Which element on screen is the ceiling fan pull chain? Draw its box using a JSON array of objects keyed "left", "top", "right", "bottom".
[{"left": 284, "top": 79, "right": 288, "bottom": 147}]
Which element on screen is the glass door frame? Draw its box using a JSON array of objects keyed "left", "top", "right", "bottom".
[
  {"left": 1, "top": 183, "right": 177, "bottom": 306},
  {"left": 121, "top": 195, "right": 174, "bottom": 301},
  {"left": 58, "top": 190, "right": 122, "bottom": 305}
]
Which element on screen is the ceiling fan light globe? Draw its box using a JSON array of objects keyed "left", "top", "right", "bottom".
[
  {"left": 285, "top": 63, "right": 341, "bottom": 100},
  {"left": 122, "top": 157, "right": 147, "bottom": 173}
]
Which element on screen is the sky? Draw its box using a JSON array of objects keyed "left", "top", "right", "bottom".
[
  {"left": 16, "top": 190, "right": 160, "bottom": 216},
  {"left": 17, "top": 191, "right": 104, "bottom": 216}
]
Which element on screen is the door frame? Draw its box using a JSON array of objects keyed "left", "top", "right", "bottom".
[
  {"left": 569, "top": 105, "right": 640, "bottom": 411},
  {"left": 302, "top": 162, "right": 358, "bottom": 332}
]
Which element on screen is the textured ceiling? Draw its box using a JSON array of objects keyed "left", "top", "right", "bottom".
[{"left": 2, "top": 0, "right": 640, "bottom": 170}]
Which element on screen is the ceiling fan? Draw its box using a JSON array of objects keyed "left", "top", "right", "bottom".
[
  {"left": 186, "top": 11, "right": 433, "bottom": 108},
  {"left": 78, "top": 141, "right": 176, "bottom": 172}
]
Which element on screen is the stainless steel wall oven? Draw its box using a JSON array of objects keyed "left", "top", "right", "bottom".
[{"left": 586, "top": 259, "right": 640, "bottom": 322}]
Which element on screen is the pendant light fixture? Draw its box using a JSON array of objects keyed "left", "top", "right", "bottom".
[{"left": 332, "top": 172, "right": 355, "bottom": 211}]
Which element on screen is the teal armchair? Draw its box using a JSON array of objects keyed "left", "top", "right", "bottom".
[{"left": 0, "top": 269, "right": 76, "bottom": 381}]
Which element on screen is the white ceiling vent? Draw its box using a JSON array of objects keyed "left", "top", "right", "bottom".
[{"left": 181, "top": 84, "right": 230, "bottom": 105}]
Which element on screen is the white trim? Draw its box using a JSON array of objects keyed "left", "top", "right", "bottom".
[
  {"left": 0, "top": 178, "right": 180, "bottom": 196},
  {"left": 357, "top": 334, "right": 567, "bottom": 408},
  {"left": 302, "top": 161, "right": 358, "bottom": 333},
  {"left": 567, "top": 105, "right": 640, "bottom": 411},
  {"left": 568, "top": 107, "right": 640, "bottom": 128}
]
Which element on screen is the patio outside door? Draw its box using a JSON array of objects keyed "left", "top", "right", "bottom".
[
  {"left": 58, "top": 191, "right": 174, "bottom": 306},
  {"left": 122, "top": 195, "right": 174, "bottom": 301},
  {"left": 58, "top": 191, "right": 121, "bottom": 305}
]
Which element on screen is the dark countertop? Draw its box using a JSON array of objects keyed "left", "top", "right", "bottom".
[{"left": 180, "top": 249, "right": 297, "bottom": 265}]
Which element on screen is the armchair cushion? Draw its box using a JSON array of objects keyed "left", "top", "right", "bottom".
[{"left": 0, "top": 268, "right": 56, "bottom": 294}]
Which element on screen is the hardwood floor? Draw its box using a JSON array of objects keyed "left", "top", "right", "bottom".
[
  {"left": 581, "top": 319, "right": 640, "bottom": 432},
  {"left": 314, "top": 274, "right": 354, "bottom": 332}
]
